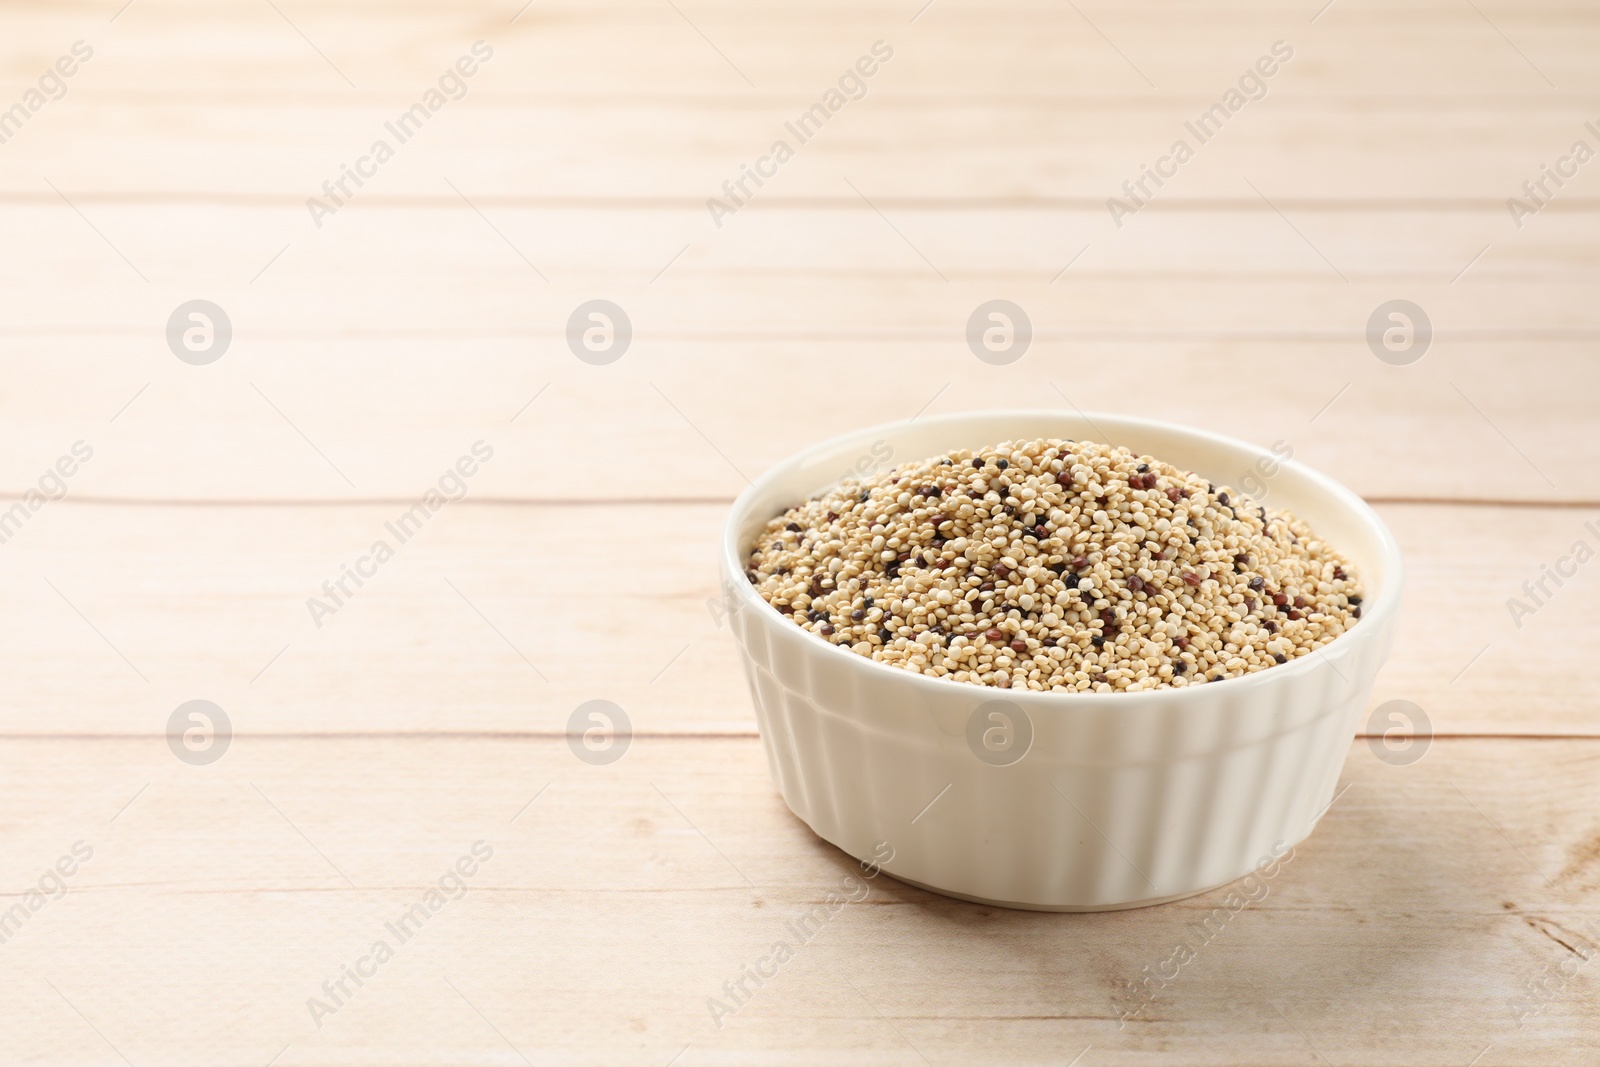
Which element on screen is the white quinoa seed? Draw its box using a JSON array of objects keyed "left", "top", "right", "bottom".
[{"left": 745, "top": 438, "right": 1364, "bottom": 693}]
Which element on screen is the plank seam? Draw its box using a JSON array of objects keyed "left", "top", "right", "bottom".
[{"left": 8, "top": 194, "right": 1600, "bottom": 212}]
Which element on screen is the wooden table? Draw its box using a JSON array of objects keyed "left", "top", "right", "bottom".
[{"left": 2, "top": 1, "right": 1596, "bottom": 1063}]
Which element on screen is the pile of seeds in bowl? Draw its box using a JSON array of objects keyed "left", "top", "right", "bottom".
[{"left": 745, "top": 438, "right": 1363, "bottom": 692}]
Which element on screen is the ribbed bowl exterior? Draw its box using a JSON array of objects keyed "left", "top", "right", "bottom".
[{"left": 722, "top": 412, "right": 1403, "bottom": 910}]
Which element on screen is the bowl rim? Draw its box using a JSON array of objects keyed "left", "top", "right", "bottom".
[{"left": 720, "top": 409, "right": 1403, "bottom": 709}]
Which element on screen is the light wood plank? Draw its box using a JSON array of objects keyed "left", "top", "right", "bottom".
[
  {"left": 11, "top": 100, "right": 1600, "bottom": 202},
  {"left": 3, "top": 2, "right": 1598, "bottom": 203},
  {"left": 1, "top": 334, "right": 1589, "bottom": 501},
  {"left": 5, "top": 206, "right": 1598, "bottom": 296},
  {"left": 0, "top": 500, "right": 1594, "bottom": 737},
  {"left": 0, "top": 204, "right": 1594, "bottom": 500},
  {"left": 1, "top": 0, "right": 1595, "bottom": 1064},
  {"left": 0, "top": 735, "right": 1595, "bottom": 1065}
]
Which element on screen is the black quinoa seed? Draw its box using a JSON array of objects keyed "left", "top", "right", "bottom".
[{"left": 750, "top": 437, "right": 1361, "bottom": 693}]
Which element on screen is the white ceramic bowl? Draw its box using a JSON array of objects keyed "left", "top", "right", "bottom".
[{"left": 721, "top": 411, "right": 1401, "bottom": 911}]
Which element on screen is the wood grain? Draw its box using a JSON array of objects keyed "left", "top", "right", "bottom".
[
  {"left": 0, "top": 500, "right": 1594, "bottom": 737},
  {"left": 0, "top": 736, "right": 1596, "bottom": 1065},
  {"left": 2, "top": 0, "right": 1595, "bottom": 1062},
  {"left": 1, "top": 211, "right": 1594, "bottom": 500}
]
